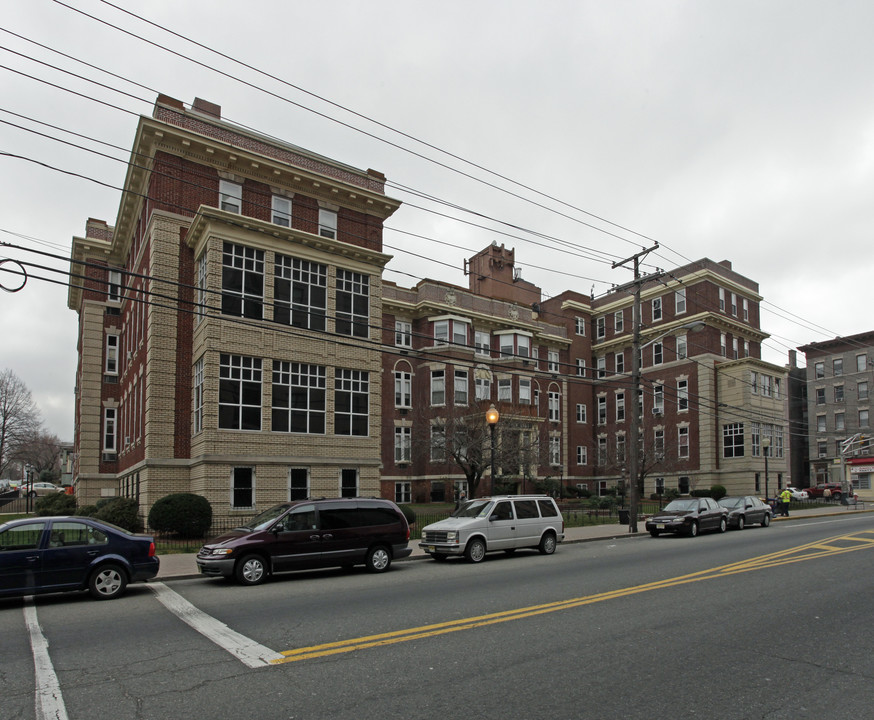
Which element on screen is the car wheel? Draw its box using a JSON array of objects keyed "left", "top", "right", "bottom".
[
  {"left": 688, "top": 521, "right": 699, "bottom": 537},
  {"left": 28, "top": 491, "right": 37, "bottom": 498},
  {"left": 762, "top": 514, "right": 771, "bottom": 527},
  {"left": 465, "top": 538, "right": 486, "bottom": 563},
  {"left": 88, "top": 563, "right": 128, "bottom": 600},
  {"left": 718, "top": 517, "right": 727, "bottom": 533},
  {"left": 538, "top": 532, "right": 557, "bottom": 555},
  {"left": 365, "top": 545, "right": 392, "bottom": 573},
  {"left": 737, "top": 516, "right": 745, "bottom": 531},
  {"left": 235, "top": 554, "right": 267, "bottom": 586},
  {"left": 649, "top": 530, "right": 660, "bottom": 538}
]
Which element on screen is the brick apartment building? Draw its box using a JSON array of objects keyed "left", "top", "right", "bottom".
[
  {"left": 68, "top": 95, "right": 791, "bottom": 521},
  {"left": 799, "top": 331, "right": 874, "bottom": 499}
]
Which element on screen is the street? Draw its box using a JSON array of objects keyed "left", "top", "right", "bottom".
[{"left": 2, "top": 513, "right": 873, "bottom": 720}]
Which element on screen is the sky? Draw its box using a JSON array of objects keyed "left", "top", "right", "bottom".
[{"left": 1, "top": 0, "right": 872, "bottom": 441}]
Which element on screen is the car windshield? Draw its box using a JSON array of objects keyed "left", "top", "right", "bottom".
[
  {"left": 718, "top": 498, "right": 744, "bottom": 509},
  {"left": 662, "top": 499, "right": 698, "bottom": 512},
  {"left": 452, "top": 499, "right": 493, "bottom": 518},
  {"left": 241, "top": 504, "right": 292, "bottom": 531}
]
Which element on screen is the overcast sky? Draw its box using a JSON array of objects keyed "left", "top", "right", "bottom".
[{"left": 1, "top": 0, "right": 872, "bottom": 441}]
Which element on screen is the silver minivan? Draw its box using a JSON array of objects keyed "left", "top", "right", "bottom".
[{"left": 419, "top": 495, "right": 565, "bottom": 563}]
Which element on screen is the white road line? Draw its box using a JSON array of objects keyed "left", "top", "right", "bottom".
[
  {"left": 149, "top": 582, "right": 283, "bottom": 668},
  {"left": 23, "top": 598, "right": 69, "bottom": 720}
]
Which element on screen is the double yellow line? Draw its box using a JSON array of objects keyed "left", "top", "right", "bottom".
[{"left": 272, "top": 530, "right": 874, "bottom": 665}]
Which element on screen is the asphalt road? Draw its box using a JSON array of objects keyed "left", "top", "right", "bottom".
[{"left": 2, "top": 513, "right": 873, "bottom": 720}]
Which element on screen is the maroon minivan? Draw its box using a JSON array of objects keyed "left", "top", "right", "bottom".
[{"left": 196, "top": 498, "right": 412, "bottom": 585}]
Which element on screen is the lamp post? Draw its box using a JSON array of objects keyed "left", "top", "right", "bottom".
[
  {"left": 762, "top": 437, "right": 771, "bottom": 502},
  {"left": 486, "top": 403, "right": 500, "bottom": 496}
]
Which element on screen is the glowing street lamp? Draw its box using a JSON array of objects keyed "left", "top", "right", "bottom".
[{"left": 486, "top": 404, "right": 500, "bottom": 495}]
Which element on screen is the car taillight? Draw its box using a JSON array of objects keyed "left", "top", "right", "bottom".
[{"left": 148, "top": 541, "right": 156, "bottom": 557}]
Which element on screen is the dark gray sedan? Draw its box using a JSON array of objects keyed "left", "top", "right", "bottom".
[
  {"left": 718, "top": 496, "right": 772, "bottom": 530},
  {"left": 645, "top": 497, "right": 728, "bottom": 537}
]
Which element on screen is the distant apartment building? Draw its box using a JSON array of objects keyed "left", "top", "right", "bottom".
[
  {"left": 67, "top": 95, "right": 791, "bottom": 522},
  {"left": 798, "top": 331, "right": 874, "bottom": 499}
]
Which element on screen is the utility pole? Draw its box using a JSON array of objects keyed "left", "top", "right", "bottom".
[{"left": 612, "top": 244, "right": 662, "bottom": 533}]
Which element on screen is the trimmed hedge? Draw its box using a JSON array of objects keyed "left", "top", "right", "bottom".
[
  {"left": 148, "top": 493, "right": 212, "bottom": 538},
  {"left": 94, "top": 497, "right": 140, "bottom": 531},
  {"left": 35, "top": 492, "right": 77, "bottom": 516}
]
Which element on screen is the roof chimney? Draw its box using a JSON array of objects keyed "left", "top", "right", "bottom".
[{"left": 192, "top": 97, "right": 221, "bottom": 119}]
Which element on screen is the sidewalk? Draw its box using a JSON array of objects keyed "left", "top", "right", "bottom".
[{"left": 153, "top": 504, "right": 872, "bottom": 581}]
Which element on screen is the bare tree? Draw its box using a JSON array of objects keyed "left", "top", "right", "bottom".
[
  {"left": 13, "top": 431, "right": 61, "bottom": 482},
  {"left": 0, "top": 368, "right": 43, "bottom": 477}
]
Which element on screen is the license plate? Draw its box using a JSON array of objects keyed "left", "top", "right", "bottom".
[
  {"left": 426, "top": 545, "right": 435, "bottom": 552},
  {"left": 656, "top": 524, "right": 665, "bottom": 529}
]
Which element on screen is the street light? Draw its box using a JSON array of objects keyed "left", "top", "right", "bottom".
[
  {"left": 628, "top": 320, "right": 707, "bottom": 533},
  {"left": 486, "top": 403, "right": 500, "bottom": 496},
  {"left": 762, "top": 437, "right": 771, "bottom": 502}
]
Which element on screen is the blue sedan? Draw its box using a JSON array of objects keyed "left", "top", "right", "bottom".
[{"left": 0, "top": 516, "right": 159, "bottom": 600}]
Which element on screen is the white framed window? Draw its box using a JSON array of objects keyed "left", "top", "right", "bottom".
[
  {"left": 761, "top": 375, "right": 773, "bottom": 398},
  {"left": 596, "top": 316, "right": 606, "bottom": 339},
  {"left": 475, "top": 331, "right": 490, "bottom": 356},
  {"left": 677, "top": 379, "right": 689, "bottom": 411},
  {"left": 814, "top": 362, "right": 825, "bottom": 379},
  {"left": 318, "top": 208, "right": 337, "bottom": 239},
  {"left": 335, "top": 369, "right": 369, "bottom": 436},
  {"left": 274, "top": 255, "right": 327, "bottom": 331},
  {"left": 615, "top": 352, "right": 625, "bottom": 375},
  {"left": 598, "top": 437, "right": 608, "bottom": 466},
  {"left": 548, "top": 350, "right": 559, "bottom": 373},
  {"left": 834, "top": 358, "right": 843, "bottom": 376},
  {"left": 103, "top": 407, "right": 117, "bottom": 452},
  {"left": 430, "top": 426, "right": 446, "bottom": 462},
  {"left": 193, "top": 357, "right": 204, "bottom": 434},
  {"left": 675, "top": 288, "right": 686, "bottom": 314},
  {"left": 859, "top": 381, "right": 869, "bottom": 400},
  {"left": 597, "top": 356, "right": 606, "bottom": 378},
  {"left": 744, "top": 340, "right": 750, "bottom": 357},
  {"left": 222, "top": 242, "right": 264, "bottom": 320},
  {"left": 105, "top": 334, "right": 119, "bottom": 375},
  {"left": 395, "top": 321, "right": 412, "bottom": 348},
  {"left": 431, "top": 370, "right": 445, "bottom": 406},
  {"left": 723, "top": 423, "right": 744, "bottom": 458},
  {"left": 395, "top": 371, "right": 412, "bottom": 408},
  {"left": 576, "top": 403, "right": 587, "bottom": 423},
  {"left": 597, "top": 396, "right": 607, "bottom": 424},
  {"left": 231, "top": 467, "right": 254, "bottom": 508},
  {"left": 817, "top": 414, "right": 826, "bottom": 432},
  {"left": 678, "top": 426, "right": 690, "bottom": 458},
  {"left": 577, "top": 445, "right": 588, "bottom": 465},
  {"left": 340, "top": 468, "right": 358, "bottom": 498},
  {"left": 434, "top": 319, "right": 469, "bottom": 347},
  {"left": 718, "top": 287, "right": 725, "bottom": 312},
  {"left": 219, "top": 180, "right": 242, "bottom": 214},
  {"left": 575, "top": 317, "right": 586, "bottom": 336},
  {"left": 835, "top": 412, "right": 845, "bottom": 431},
  {"left": 271, "top": 195, "right": 292, "bottom": 227},
  {"left": 860, "top": 409, "right": 869, "bottom": 427},
  {"left": 395, "top": 426, "right": 411, "bottom": 463},
  {"left": 519, "top": 378, "right": 531, "bottom": 404},
  {"left": 652, "top": 297, "right": 662, "bottom": 321},
  {"left": 219, "top": 354, "right": 262, "bottom": 430},
  {"left": 395, "top": 481, "right": 411, "bottom": 504},
  {"left": 335, "top": 269, "right": 369, "bottom": 338},
  {"left": 653, "top": 384, "right": 664, "bottom": 414},
  {"left": 288, "top": 467, "right": 309, "bottom": 500},
  {"left": 720, "top": 332, "right": 727, "bottom": 357},
  {"left": 475, "top": 375, "right": 491, "bottom": 401},
  {"left": 548, "top": 391, "right": 560, "bottom": 421},
  {"left": 196, "top": 253, "right": 207, "bottom": 324},
  {"left": 614, "top": 310, "right": 624, "bottom": 333},
  {"left": 498, "top": 378, "right": 512, "bottom": 402},
  {"left": 272, "top": 362, "right": 326, "bottom": 434},
  {"left": 576, "top": 359, "right": 586, "bottom": 377},
  {"left": 454, "top": 370, "right": 469, "bottom": 405},
  {"left": 857, "top": 354, "right": 868, "bottom": 373},
  {"left": 616, "top": 392, "right": 625, "bottom": 422},
  {"left": 653, "top": 342, "right": 663, "bottom": 366},
  {"left": 732, "top": 338, "right": 739, "bottom": 359},
  {"left": 676, "top": 335, "right": 687, "bottom": 360},
  {"left": 730, "top": 293, "right": 737, "bottom": 317},
  {"left": 107, "top": 269, "right": 122, "bottom": 302},
  {"left": 549, "top": 436, "right": 560, "bottom": 466},
  {"left": 743, "top": 298, "right": 749, "bottom": 321}
]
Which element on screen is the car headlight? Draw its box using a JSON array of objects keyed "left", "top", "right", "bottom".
[
  {"left": 446, "top": 531, "right": 459, "bottom": 543},
  {"left": 211, "top": 548, "right": 233, "bottom": 556}
]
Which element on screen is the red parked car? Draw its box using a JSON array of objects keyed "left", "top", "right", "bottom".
[{"left": 806, "top": 483, "right": 846, "bottom": 501}]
